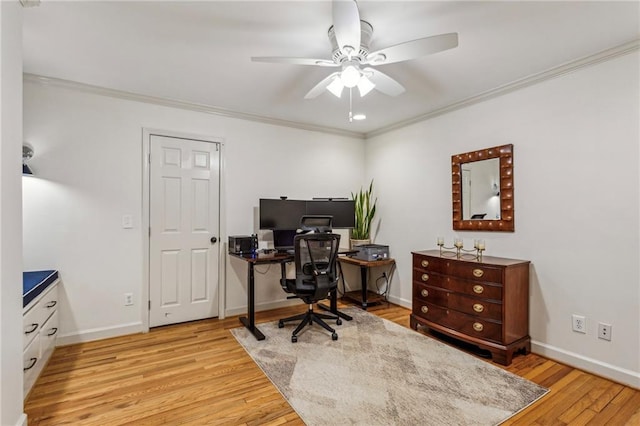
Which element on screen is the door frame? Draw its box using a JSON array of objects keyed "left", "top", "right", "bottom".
[{"left": 141, "top": 128, "right": 227, "bottom": 332}]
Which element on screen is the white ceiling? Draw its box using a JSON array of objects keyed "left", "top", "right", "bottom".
[{"left": 22, "top": 1, "right": 640, "bottom": 136}]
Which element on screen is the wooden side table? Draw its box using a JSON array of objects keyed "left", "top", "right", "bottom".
[{"left": 338, "top": 256, "right": 396, "bottom": 309}]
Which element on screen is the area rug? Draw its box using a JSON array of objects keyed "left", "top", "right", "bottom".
[{"left": 231, "top": 307, "right": 548, "bottom": 425}]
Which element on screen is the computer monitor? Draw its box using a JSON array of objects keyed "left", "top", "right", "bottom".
[
  {"left": 259, "top": 199, "right": 306, "bottom": 229},
  {"left": 306, "top": 200, "right": 355, "bottom": 228},
  {"left": 272, "top": 229, "right": 297, "bottom": 253}
]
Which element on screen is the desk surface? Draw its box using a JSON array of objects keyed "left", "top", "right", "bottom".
[
  {"left": 229, "top": 252, "right": 293, "bottom": 264},
  {"left": 337, "top": 256, "right": 395, "bottom": 267}
]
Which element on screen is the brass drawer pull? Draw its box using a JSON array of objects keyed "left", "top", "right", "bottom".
[
  {"left": 421, "top": 306, "right": 429, "bottom": 314},
  {"left": 473, "top": 285, "right": 484, "bottom": 294},
  {"left": 473, "top": 269, "right": 484, "bottom": 278},
  {"left": 421, "top": 289, "right": 429, "bottom": 297},
  {"left": 421, "top": 274, "right": 429, "bottom": 281},
  {"left": 473, "top": 303, "right": 484, "bottom": 313},
  {"left": 473, "top": 322, "right": 484, "bottom": 332},
  {"left": 421, "top": 259, "right": 429, "bottom": 268}
]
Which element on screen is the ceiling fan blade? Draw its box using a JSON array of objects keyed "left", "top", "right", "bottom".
[
  {"left": 332, "top": 0, "right": 361, "bottom": 55},
  {"left": 251, "top": 57, "right": 338, "bottom": 67},
  {"left": 365, "top": 33, "right": 458, "bottom": 65},
  {"left": 304, "top": 72, "right": 341, "bottom": 99},
  {"left": 363, "top": 68, "right": 405, "bottom": 96}
]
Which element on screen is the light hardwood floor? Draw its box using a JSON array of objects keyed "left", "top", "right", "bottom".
[{"left": 25, "top": 302, "right": 639, "bottom": 425}]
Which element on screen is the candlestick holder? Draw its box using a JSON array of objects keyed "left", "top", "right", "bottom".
[{"left": 437, "top": 238, "right": 485, "bottom": 261}]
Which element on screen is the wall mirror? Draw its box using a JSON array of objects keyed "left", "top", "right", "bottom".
[{"left": 451, "top": 144, "right": 514, "bottom": 232}]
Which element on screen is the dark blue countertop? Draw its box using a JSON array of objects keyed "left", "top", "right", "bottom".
[{"left": 23, "top": 270, "right": 58, "bottom": 308}]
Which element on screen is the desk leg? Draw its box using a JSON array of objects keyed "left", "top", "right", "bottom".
[
  {"left": 360, "top": 265, "right": 368, "bottom": 309},
  {"left": 238, "top": 262, "right": 265, "bottom": 340}
]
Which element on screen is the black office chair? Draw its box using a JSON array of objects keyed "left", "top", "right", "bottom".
[{"left": 278, "top": 233, "right": 342, "bottom": 342}]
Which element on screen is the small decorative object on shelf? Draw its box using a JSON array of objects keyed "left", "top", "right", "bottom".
[{"left": 437, "top": 237, "right": 485, "bottom": 260}]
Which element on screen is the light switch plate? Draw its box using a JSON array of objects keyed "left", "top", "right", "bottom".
[{"left": 122, "top": 214, "right": 133, "bottom": 229}]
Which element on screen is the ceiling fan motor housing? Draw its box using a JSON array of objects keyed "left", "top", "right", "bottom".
[{"left": 328, "top": 20, "right": 373, "bottom": 64}]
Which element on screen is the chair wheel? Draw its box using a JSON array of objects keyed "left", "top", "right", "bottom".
[
  {"left": 292, "top": 336, "right": 298, "bottom": 343},
  {"left": 332, "top": 333, "right": 338, "bottom": 341},
  {"left": 336, "top": 318, "right": 342, "bottom": 326},
  {"left": 278, "top": 321, "right": 284, "bottom": 328}
]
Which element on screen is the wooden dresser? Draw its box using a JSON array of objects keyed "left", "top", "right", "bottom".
[{"left": 410, "top": 250, "right": 530, "bottom": 365}]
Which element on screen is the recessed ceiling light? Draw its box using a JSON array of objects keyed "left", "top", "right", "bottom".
[{"left": 352, "top": 114, "right": 366, "bottom": 121}]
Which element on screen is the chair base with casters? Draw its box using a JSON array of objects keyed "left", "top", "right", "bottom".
[
  {"left": 277, "top": 232, "right": 343, "bottom": 343},
  {"left": 278, "top": 301, "right": 342, "bottom": 342}
]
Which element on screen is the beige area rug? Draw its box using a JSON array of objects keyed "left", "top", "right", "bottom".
[{"left": 231, "top": 307, "right": 548, "bottom": 426}]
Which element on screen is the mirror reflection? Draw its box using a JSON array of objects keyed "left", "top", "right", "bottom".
[{"left": 461, "top": 158, "right": 501, "bottom": 220}]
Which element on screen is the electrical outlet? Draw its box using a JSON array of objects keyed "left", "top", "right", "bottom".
[
  {"left": 124, "top": 293, "right": 133, "bottom": 306},
  {"left": 598, "top": 323, "right": 612, "bottom": 341},
  {"left": 572, "top": 314, "right": 586, "bottom": 333}
]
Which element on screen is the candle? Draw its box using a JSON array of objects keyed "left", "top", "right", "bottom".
[
  {"left": 454, "top": 238, "right": 463, "bottom": 248},
  {"left": 477, "top": 240, "right": 485, "bottom": 250},
  {"left": 437, "top": 237, "right": 444, "bottom": 246}
]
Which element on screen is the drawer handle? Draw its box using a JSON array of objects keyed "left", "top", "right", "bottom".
[
  {"left": 46, "top": 300, "right": 57, "bottom": 308},
  {"left": 473, "top": 269, "right": 484, "bottom": 278},
  {"left": 473, "top": 303, "right": 484, "bottom": 313},
  {"left": 25, "top": 323, "right": 38, "bottom": 334},
  {"left": 47, "top": 327, "right": 58, "bottom": 337},
  {"left": 473, "top": 322, "right": 484, "bottom": 332},
  {"left": 421, "top": 273, "right": 429, "bottom": 281},
  {"left": 421, "top": 289, "right": 429, "bottom": 297},
  {"left": 421, "top": 306, "right": 429, "bottom": 314},
  {"left": 24, "top": 357, "right": 37, "bottom": 371},
  {"left": 421, "top": 260, "right": 429, "bottom": 268},
  {"left": 473, "top": 285, "right": 484, "bottom": 294}
]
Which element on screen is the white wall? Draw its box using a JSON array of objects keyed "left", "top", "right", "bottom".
[
  {"left": 366, "top": 52, "right": 639, "bottom": 387},
  {"left": 0, "top": 2, "right": 27, "bottom": 425},
  {"left": 23, "top": 81, "right": 364, "bottom": 343}
]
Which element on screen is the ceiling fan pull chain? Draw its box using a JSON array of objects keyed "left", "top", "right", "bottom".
[{"left": 348, "top": 88, "right": 353, "bottom": 122}]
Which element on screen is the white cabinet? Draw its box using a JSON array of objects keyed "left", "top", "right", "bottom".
[{"left": 23, "top": 281, "right": 59, "bottom": 398}]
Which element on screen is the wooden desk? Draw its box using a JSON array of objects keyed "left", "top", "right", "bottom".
[
  {"left": 230, "top": 252, "right": 292, "bottom": 341},
  {"left": 338, "top": 256, "right": 396, "bottom": 309},
  {"left": 230, "top": 251, "right": 351, "bottom": 340}
]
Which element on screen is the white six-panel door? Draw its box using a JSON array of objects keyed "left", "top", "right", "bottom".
[{"left": 149, "top": 134, "right": 220, "bottom": 327}]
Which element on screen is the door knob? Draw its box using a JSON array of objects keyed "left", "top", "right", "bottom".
[{"left": 210, "top": 237, "right": 218, "bottom": 244}]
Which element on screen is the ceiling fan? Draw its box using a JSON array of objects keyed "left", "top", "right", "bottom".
[{"left": 251, "top": 0, "right": 458, "bottom": 100}]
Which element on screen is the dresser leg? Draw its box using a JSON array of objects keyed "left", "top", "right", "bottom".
[{"left": 410, "top": 315, "right": 419, "bottom": 330}]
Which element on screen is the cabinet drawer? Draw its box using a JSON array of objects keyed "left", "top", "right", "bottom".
[
  {"left": 412, "top": 300, "right": 502, "bottom": 343},
  {"left": 23, "top": 305, "right": 43, "bottom": 349},
  {"left": 41, "top": 310, "right": 59, "bottom": 360},
  {"left": 413, "top": 254, "right": 448, "bottom": 274},
  {"left": 448, "top": 293, "right": 502, "bottom": 321},
  {"left": 23, "top": 333, "right": 41, "bottom": 395},
  {"left": 40, "top": 285, "right": 59, "bottom": 322},
  {"left": 413, "top": 282, "right": 449, "bottom": 306},
  {"left": 445, "top": 278, "right": 502, "bottom": 300},
  {"left": 414, "top": 253, "right": 504, "bottom": 283}
]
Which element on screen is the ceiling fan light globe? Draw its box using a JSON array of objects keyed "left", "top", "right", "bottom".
[
  {"left": 327, "top": 77, "right": 344, "bottom": 98},
  {"left": 357, "top": 76, "right": 375, "bottom": 97},
  {"left": 340, "top": 65, "right": 360, "bottom": 88}
]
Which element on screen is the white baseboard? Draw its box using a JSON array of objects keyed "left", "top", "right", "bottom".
[
  {"left": 531, "top": 340, "right": 640, "bottom": 389},
  {"left": 57, "top": 321, "right": 145, "bottom": 346},
  {"left": 386, "top": 295, "right": 639, "bottom": 389},
  {"left": 15, "top": 413, "right": 27, "bottom": 426}
]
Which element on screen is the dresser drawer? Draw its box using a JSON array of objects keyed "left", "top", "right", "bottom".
[
  {"left": 445, "top": 279, "right": 502, "bottom": 300},
  {"left": 413, "top": 282, "right": 449, "bottom": 307},
  {"left": 413, "top": 254, "right": 448, "bottom": 274},
  {"left": 448, "top": 293, "right": 502, "bottom": 321},
  {"left": 412, "top": 300, "right": 503, "bottom": 343},
  {"left": 448, "top": 262, "right": 502, "bottom": 283},
  {"left": 41, "top": 310, "right": 59, "bottom": 360},
  {"left": 23, "top": 333, "right": 41, "bottom": 395}
]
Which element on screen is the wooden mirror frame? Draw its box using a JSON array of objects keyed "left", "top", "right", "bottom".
[{"left": 452, "top": 144, "right": 515, "bottom": 232}]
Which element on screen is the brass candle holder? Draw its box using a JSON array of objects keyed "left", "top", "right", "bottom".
[{"left": 437, "top": 237, "right": 485, "bottom": 261}]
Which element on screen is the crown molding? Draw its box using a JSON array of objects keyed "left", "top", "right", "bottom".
[
  {"left": 365, "top": 39, "right": 640, "bottom": 138},
  {"left": 24, "top": 39, "right": 638, "bottom": 141},
  {"left": 22, "top": 73, "right": 365, "bottom": 140}
]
